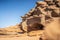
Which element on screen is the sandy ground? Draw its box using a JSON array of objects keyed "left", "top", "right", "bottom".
[
  {"left": 0, "top": 30, "right": 43, "bottom": 40},
  {"left": 0, "top": 36, "right": 40, "bottom": 40}
]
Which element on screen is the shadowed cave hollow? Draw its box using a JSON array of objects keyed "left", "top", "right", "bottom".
[{"left": 28, "top": 23, "right": 44, "bottom": 31}]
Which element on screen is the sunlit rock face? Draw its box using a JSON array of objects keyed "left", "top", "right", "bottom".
[
  {"left": 21, "top": 0, "right": 59, "bottom": 30},
  {"left": 44, "top": 18, "right": 60, "bottom": 40},
  {"left": 21, "top": 0, "right": 60, "bottom": 40}
]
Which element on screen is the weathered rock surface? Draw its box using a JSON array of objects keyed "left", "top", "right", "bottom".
[{"left": 21, "top": 0, "right": 60, "bottom": 40}]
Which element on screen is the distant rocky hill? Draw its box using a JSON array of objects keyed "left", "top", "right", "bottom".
[{"left": 0, "top": 24, "right": 23, "bottom": 35}]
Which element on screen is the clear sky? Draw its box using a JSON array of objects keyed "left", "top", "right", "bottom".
[{"left": 0, "top": 0, "right": 43, "bottom": 28}]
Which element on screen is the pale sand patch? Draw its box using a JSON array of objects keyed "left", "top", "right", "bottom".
[
  {"left": 0, "top": 30, "right": 43, "bottom": 40},
  {"left": 0, "top": 36, "right": 40, "bottom": 40}
]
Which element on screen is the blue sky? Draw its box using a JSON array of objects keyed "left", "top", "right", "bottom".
[{"left": 0, "top": 0, "right": 43, "bottom": 28}]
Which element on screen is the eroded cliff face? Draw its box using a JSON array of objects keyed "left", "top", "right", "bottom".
[
  {"left": 21, "top": 0, "right": 60, "bottom": 40},
  {"left": 21, "top": 0, "right": 60, "bottom": 31}
]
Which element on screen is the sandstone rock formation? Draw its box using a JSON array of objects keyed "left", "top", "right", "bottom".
[
  {"left": 21, "top": 0, "right": 60, "bottom": 31},
  {"left": 21, "top": 0, "right": 60, "bottom": 40}
]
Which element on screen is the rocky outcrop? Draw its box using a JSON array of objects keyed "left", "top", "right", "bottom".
[
  {"left": 21, "top": 0, "right": 60, "bottom": 32},
  {"left": 20, "top": 0, "right": 60, "bottom": 40}
]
